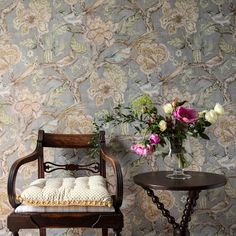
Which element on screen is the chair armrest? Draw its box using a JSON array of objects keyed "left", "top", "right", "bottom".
[
  {"left": 101, "top": 148, "right": 123, "bottom": 210},
  {"left": 8, "top": 150, "right": 39, "bottom": 208}
]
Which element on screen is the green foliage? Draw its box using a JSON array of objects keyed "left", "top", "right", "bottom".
[
  {"left": 89, "top": 129, "right": 101, "bottom": 160},
  {"left": 131, "top": 94, "right": 154, "bottom": 115},
  {"left": 94, "top": 97, "right": 215, "bottom": 153}
]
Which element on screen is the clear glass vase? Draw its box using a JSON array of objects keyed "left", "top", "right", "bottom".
[{"left": 163, "top": 137, "right": 192, "bottom": 180}]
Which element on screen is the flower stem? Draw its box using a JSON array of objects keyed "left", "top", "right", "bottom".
[{"left": 177, "top": 153, "right": 185, "bottom": 169}]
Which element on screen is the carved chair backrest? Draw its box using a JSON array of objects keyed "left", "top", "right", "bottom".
[{"left": 36, "top": 130, "right": 106, "bottom": 179}]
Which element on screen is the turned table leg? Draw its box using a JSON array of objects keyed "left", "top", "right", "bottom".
[
  {"left": 177, "top": 190, "right": 200, "bottom": 235},
  {"left": 145, "top": 188, "right": 201, "bottom": 236}
]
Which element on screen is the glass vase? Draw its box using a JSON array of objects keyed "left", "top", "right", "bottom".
[{"left": 163, "top": 138, "right": 192, "bottom": 180}]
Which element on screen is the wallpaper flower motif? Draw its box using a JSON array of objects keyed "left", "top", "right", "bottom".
[
  {"left": 0, "top": 44, "right": 21, "bottom": 76},
  {"left": 0, "top": 191, "right": 10, "bottom": 217},
  {"left": 0, "top": 0, "right": 235, "bottom": 235},
  {"left": 14, "top": 0, "right": 51, "bottom": 35},
  {"left": 136, "top": 41, "right": 169, "bottom": 74},
  {"left": 13, "top": 88, "right": 45, "bottom": 119},
  {"left": 86, "top": 17, "right": 116, "bottom": 46},
  {"left": 141, "top": 190, "right": 174, "bottom": 222},
  {"left": 160, "top": 0, "right": 199, "bottom": 35},
  {"left": 214, "top": 115, "right": 236, "bottom": 147},
  {"left": 88, "top": 65, "right": 127, "bottom": 106},
  {"left": 64, "top": 111, "right": 94, "bottom": 133}
]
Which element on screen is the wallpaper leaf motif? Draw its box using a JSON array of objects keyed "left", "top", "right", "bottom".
[
  {"left": 219, "top": 39, "right": 236, "bottom": 54},
  {"left": 70, "top": 36, "right": 87, "bottom": 54},
  {"left": 0, "top": 0, "right": 235, "bottom": 235},
  {"left": 0, "top": 44, "right": 21, "bottom": 76},
  {"left": 168, "top": 37, "right": 185, "bottom": 49}
]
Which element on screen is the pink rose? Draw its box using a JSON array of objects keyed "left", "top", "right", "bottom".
[
  {"left": 131, "top": 144, "right": 153, "bottom": 156},
  {"left": 173, "top": 106, "right": 198, "bottom": 124},
  {"left": 149, "top": 134, "right": 160, "bottom": 145}
]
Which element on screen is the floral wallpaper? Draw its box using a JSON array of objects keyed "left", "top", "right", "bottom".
[{"left": 0, "top": 0, "right": 235, "bottom": 235}]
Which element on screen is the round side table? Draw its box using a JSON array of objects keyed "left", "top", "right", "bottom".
[{"left": 133, "top": 171, "right": 227, "bottom": 236}]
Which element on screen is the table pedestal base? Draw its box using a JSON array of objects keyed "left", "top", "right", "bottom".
[
  {"left": 174, "top": 228, "right": 189, "bottom": 236},
  {"left": 145, "top": 188, "right": 201, "bottom": 236}
]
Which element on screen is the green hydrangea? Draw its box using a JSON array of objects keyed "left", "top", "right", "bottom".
[{"left": 131, "top": 94, "right": 153, "bottom": 114}]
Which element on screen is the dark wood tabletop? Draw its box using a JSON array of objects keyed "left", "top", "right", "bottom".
[{"left": 133, "top": 171, "right": 227, "bottom": 191}]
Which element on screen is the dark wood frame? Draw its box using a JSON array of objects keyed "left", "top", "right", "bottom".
[
  {"left": 7, "top": 130, "right": 123, "bottom": 236},
  {"left": 134, "top": 171, "right": 227, "bottom": 236}
]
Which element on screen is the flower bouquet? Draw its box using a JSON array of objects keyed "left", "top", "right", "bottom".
[{"left": 94, "top": 95, "right": 224, "bottom": 179}]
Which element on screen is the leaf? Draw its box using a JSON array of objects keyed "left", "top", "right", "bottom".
[
  {"left": 177, "top": 100, "right": 187, "bottom": 106},
  {"left": 20, "top": 38, "right": 37, "bottom": 49},
  {"left": 193, "top": 50, "right": 202, "bottom": 63},
  {"left": 204, "top": 121, "right": 211, "bottom": 127},
  {"left": 47, "top": 84, "right": 67, "bottom": 106},
  {"left": 134, "top": 126, "right": 141, "bottom": 132},
  {"left": 53, "top": 24, "right": 68, "bottom": 35},
  {"left": 225, "top": 182, "right": 236, "bottom": 198},
  {"left": 168, "top": 38, "right": 185, "bottom": 49},
  {"left": 219, "top": 38, "right": 236, "bottom": 54},
  {"left": 70, "top": 36, "right": 86, "bottom": 54},
  {"left": 199, "top": 132, "right": 210, "bottom": 140},
  {"left": 0, "top": 109, "right": 14, "bottom": 125},
  {"left": 200, "top": 23, "right": 216, "bottom": 35},
  {"left": 119, "top": 12, "right": 141, "bottom": 35}
]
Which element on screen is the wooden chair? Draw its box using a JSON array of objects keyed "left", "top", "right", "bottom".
[{"left": 7, "top": 130, "right": 123, "bottom": 236}]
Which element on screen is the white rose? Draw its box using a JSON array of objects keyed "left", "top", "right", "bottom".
[
  {"left": 205, "top": 110, "right": 218, "bottom": 123},
  {"left": 159, "top": 120, "right": 167, "bottom": 132},
  {"left": 163, "top": 103, "right": 173, "bottom": 114},
  {"left": 214, "top": 103, "right": 224, "bottom": 115},
  {"left": 198, "top": 110, "right": 207, "bottom": 118}
]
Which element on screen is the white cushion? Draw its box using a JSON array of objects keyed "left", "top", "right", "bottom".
[
  {"left": 17, "top": 176, "right": 112, "bottom": 207},
  {"left": 15, "top": 205, "right": 115, "bottom": 213}
]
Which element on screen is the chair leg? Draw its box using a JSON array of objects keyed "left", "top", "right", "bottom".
[
  {"left": 12, "top": 232, "right": 19, "bottom": 236},
  {"left": 102, "top": 228, "right": 108, "bottom": 236},
  {"left": 40, "top": 228, "right": 46, "bottom": 236},
  {"left": 113, "top": 228, "right": 122, "bottom": 236}
]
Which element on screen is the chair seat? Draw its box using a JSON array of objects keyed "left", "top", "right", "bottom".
[
  {"left": 7, "top": 130, "right": 123, "bottom": 236},
  {"left": 15, "top": 204, "right": 115, "bottom": 213},
  {"left": 18, "top": 176, "right": 113, "bottom": 207}
]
